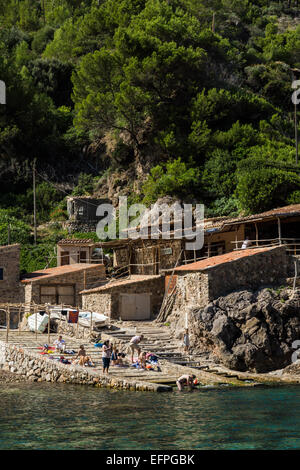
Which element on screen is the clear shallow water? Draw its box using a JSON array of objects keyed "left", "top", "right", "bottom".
[{"left": 1, "top": 383, "right": 300, "bottom": 449}]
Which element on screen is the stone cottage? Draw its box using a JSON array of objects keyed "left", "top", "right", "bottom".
[
  {"left": 81, "top": 275, "right": 165, "bottom": 320},
  {"left": 100, "top": 202, "right": 300, "bottom": 276},
  {"left": 65, "top": 196, "right": 111, "bottom": 233},
  {"left": 57, "top": 239, "right": 103, "bottom": 266},
  {"left": 22, "top": 263, "right": 106, "bottom": 308},
  {"left": 167, "top": 246, "right": 287, "bottom": 316}
]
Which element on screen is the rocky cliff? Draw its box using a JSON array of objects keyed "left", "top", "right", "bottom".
[{"left": 174, "top": 286, "right": 300, "bottom": 373}]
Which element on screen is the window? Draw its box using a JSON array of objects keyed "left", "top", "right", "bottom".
[
  {"left": 0, "top": 268, "right": 3, "bottom": 280},
  {"left": 78, "top": 206, "right": 84, "bottom": 216},
  {"left": 61, "top": 251, "right": 70, "bottom": 266},
  {"left": 78, "top": 251, "right": 87, "bottom": 263}
]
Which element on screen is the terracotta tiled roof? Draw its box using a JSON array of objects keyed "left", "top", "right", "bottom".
[
  {"left": 220, "top": 204, "right": 300, "bottom": 227},
  {"left": 80, "top": 275, "right": 162, "bottom": 294},
  {"left": 174, "top": 246, "right": 279, "bottom": 272},
  {"left": 21, "top": 263, "right": 103, "bottom": 283},
  {"left": 57, "top": 239, "right": 97, "bottom": 246}
]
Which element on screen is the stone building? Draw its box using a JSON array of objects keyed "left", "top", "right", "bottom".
[
  {"left": 81, "top": 275, "right": 165, "bottom": 320},
  {"left": 65, "top": 196, "right": 111, "bottom": 233},
  {"left": 0, "top": 244, "right": 22, "bottom": 304},
  {"left": 168, "top": 246, "right": 287, "bottom": 315},
  {"left": 100, "top": 203, "right": 300, "bottom": 276},
  {"left": 22, "top": 263, "right": 106, "bottom": 308},
  {"left": 57, "top": 239, "right": 103, "bottom": 266}
]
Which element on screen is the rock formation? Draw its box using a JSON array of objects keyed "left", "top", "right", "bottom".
[{"left": 173, "top": 286, "right": 300, "bottom": 373}]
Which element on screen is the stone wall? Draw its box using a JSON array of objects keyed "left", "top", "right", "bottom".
[
  {"left": 0, "top": 340, "right": 171, "bottom": 392},
  {"left": 82, "top": 292, "right": 112, "bottom": 317},
  {"left": 207, "top": 245, "right": 287, "bottom": 300},
  {"left": 170, "top": 246, "right": 288, "bottom": 321},
  {"left": 113, "top": 240, "right": 182, "bottom": 275},
  {"left": 54, "top": 317, "right": 99, "bottom": 341},
  {"left": 0, "top": 244, "right": 23, "bottom": 304},
  {"left": 64, "top": 221, "right": 101, "bottom": 234},
  {"left": 82, "top": 276, "right": 165, "bottom": 319}
]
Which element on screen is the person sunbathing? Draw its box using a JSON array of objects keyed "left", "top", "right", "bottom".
[{"left": 73, "top": 345, "right": 94, "bottom": 367}]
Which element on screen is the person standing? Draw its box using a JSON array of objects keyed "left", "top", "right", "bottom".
[
  {"left": 183, "top": 328, "right": 190, "bottom": 354},
  {"left": 241, "top": 237, "right": 251, "bottom": 249},
  {"left": 102, "top": 340, "right": 111, "bottom": 374},
  {"left": 128, "top": 334, "right": 144, "bottom": 363}
]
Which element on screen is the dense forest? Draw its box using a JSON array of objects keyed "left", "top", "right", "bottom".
[{"left": 1, "top": 0, "right": 300, "bottom": 269}]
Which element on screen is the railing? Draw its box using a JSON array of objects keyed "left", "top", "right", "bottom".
[{"left": 231, "top": 238, "right": 300, "bottom": 255}]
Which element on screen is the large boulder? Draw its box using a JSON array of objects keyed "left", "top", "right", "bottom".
[{"left": 183, "top": 286, "right": 300, "bottom": 373}]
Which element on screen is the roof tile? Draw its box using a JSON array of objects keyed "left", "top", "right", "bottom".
[
  {"left": 174, "top": 247, "right": 277, "bottom": 272},
  {"left": 21, "top": 263, "right": 103, "bottom": 283}
]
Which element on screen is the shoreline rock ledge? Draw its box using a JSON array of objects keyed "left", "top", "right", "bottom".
[{"left": 173, "top": 286, "right": 300, "bottom": 373}]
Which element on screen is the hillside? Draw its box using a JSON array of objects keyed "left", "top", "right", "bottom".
[{"left": 1, "top": 0, "right": 300, "bottom": 270}]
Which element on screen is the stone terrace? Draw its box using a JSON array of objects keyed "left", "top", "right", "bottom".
[{"left": 0, "top": 327, "right": 276, "bottom": 392}]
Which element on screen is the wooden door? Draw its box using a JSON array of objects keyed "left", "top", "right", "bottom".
[
  {"left": 57, "top": 285, "right": 75, "bottom": 306},
  {"left": 40, "top": 286, "right": 57, "bottom": 304},
  {"left": 120, "top": 293, "right": 151, "bottom": 320},
  {"left": 135, "top": 294, "right": 150, "bottom": 319}
]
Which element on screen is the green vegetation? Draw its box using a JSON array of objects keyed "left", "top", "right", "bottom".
[{"left": 1, "top": 1, "right": 300, "bottom": 270}]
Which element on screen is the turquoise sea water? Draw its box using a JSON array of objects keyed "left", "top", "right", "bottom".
[{"left": 1, "top": 383, "right": 300, "bottom": 450}]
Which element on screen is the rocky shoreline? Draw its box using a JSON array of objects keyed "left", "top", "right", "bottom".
[
  {"left": 171, "top": 285, "right": 300, "bottom": 373},
  {"left": 0, "top": 368, "right": 26, "bottom": 384}
]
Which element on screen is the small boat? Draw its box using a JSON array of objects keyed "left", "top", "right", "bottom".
[
  {"left": 48, "top": 307, "right": 109, "bottom": 328},
  {"left": 78, "top": 311, "right": 109, "bottom": 328}
]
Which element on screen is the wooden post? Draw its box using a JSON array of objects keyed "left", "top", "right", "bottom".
[
  {"left": 278, "top": 217, "right": 282, "bottom": 245},
  {"left": 35, "top": 306, "right": 37, "bottom": 341},
  {"left": 18, "top": 305, "right": 21, "bottom": 335},
  {"left": 207, "top": 242, "right": 211, "bottom": 258},
  {"left": 76, "top": 306, "right": 79, "bottom": 339},
  {"left": 83, "top": 269, "right": 87, "bottom": 290},
  {"left": 90, "top": 310, "right": 93, "bottom": 336},
  {"left": 6, "top": 306, "right": 9, "bottom": 343},
  {"left": 293, "top": 259, "right": 298, "bottom": 295},
  {"left": 128, "top": 245, "right": 132, "bottom": 276},
  {"left": 255, "top": 223, "right": 259, "bottom": 246},
  {"left": 235, "top": 227, "right": 238, "bottom": 250},
  {"left": 47, "top": 306, "right": 50, "bottom": 345},
  {"left": 158, "top": 245, "right": 161, "bottom": 273},
  {"left": 60, "top": 303, "right": 63, "bottom": 333}
]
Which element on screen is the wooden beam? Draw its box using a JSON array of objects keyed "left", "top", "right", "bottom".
[{"left": 278, "top": 217, "right": 282, "bottom": 245}]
